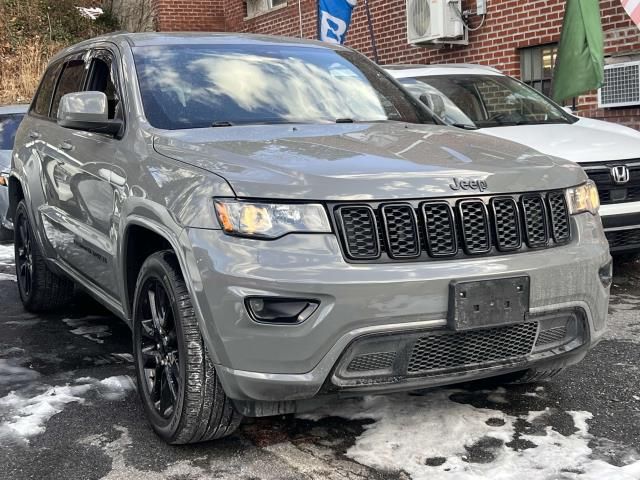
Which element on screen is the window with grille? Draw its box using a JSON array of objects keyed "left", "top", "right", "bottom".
[
  {"left": 520, "top": 44, "right": 557, "bottom": 98},
  {"left": 245, "top": 0, "right": 287, "bottom": 17}
]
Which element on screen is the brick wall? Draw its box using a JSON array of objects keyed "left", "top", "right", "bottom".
[
  {"left": 153, "top": 0, "right": 640, "bottom": 129},
  {"left": 152, "top": 0, "right": 226, "bottom": 31}
]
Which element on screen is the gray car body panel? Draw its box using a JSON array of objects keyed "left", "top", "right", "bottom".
[
  {"left": 9, "top": 33, "right": 610, "bottom": 408},
  {"left": 0, "top": 104, "right": 28, "bottom": 229}
]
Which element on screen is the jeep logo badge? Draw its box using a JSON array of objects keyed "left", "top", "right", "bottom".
[{"left": 449, "top": 177, "right": 488, "bottom": 192}]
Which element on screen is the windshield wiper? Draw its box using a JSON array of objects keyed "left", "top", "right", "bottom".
[
  {"left": 449, "top": 123, "right": 478, "bottom": 130},
  {"left": 211, "top": 121, "right": 234, "bottom": 127},
  {"left": 335, "top": 118, "right": 355, "bottom": 123}
]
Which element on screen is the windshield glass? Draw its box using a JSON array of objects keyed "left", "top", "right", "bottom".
[
  {"left": 133, "top": 44, "right": 432, "bottom": 130},
  {"left": 399, "top": 74, "right": 575, "bottom": 128},
  {"left": 0, "top": 113, "right": 25, "bottom": 150}
]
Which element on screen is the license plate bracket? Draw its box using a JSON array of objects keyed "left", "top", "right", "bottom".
[{"left": 448, "top": 276, "right": 530, "bottom": 331}]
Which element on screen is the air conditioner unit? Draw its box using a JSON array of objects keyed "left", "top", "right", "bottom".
[
  {"left": 598, "top": 61, "right": 640, "bottom": 108},
  {"left": 406, "top": 0, "right": 465, "bottom": 45}
]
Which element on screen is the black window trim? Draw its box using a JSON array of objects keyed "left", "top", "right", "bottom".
[
  {"left": 84, "top": 44, "right": 128, "bottom": 138},
  {"left": 28, "top": 60, "right": 64, "bottom": 121}
]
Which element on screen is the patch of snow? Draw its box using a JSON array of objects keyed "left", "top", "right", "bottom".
[
  {"left": 62, "top": 317, "right": 111, "bottom": 344},
  {"left": 0, "top": 376, "right": 135, "bottom": 445},
  {"left": 0, "top": 359, "right": 40, "bottom": 385},
  {"left": 0, "top": 272, "right": 16, "bottom": 282},
  {"left": 301, "top": 389, "right": 640, "bottom": 480},
  {"left": 0, "top": 244, "right": 14, "bottom": 266},
  {"left": 75, "top": 6, "right": 103, "bottom": 20}
]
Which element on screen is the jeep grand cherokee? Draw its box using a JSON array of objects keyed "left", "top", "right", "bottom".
[{"left": 8, "top": 33, "right": 611, "bottom": 444}]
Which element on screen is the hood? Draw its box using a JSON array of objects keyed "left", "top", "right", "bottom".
[
  {"left": 153, "top": 123, "right": 586, "bottom": 201},
  {"left": 480, "top": 117, "right": 640, "bottom": 164}
]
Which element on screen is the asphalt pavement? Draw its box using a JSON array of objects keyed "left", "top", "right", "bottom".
[{"left": 0, "top": 241, "right": 639, "bottom": 480}]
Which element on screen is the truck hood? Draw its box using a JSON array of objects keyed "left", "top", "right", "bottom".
[
  {"left": 480, "top": 117, "right": 640, "bottom": 164},
  {"left": 153, "top": 122, "right": 586, "bottom": 200}
]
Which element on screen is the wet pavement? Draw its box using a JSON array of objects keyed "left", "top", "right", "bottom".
[{"left": 0, "top": 241, "right": 639, "bottom": 480}]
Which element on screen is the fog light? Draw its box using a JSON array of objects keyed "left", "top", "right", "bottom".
[
  {"left": 599, "top": 259, "right": 613, "bottom": 288},
  {"left": 245, "top": 297, "right": 319, "bottom": 324}
]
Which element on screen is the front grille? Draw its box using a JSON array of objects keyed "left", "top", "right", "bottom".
[
  {"left": 606, "top": 228, "right": 640, "bottom": 249},
  {"left": 535, "top": 326, "right": 567, "bottom": 346},
  {"left": 407, "top": 322, "right": 538, "bottom": 374},
  {"left": 583, "top": 161, "right": 640, "bottom": 205},
  {"left": 347, "top": 352, "right": 397, "bottom": 372},
  {"left": 333, "top": 191, "right": 570, "bottom": 263}
]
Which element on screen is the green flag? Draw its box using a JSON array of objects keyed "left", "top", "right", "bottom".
[{"left": 552, "top": 0, "right": 604, "bottom": 102}]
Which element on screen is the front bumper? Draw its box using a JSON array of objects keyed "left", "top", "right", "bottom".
[
  {"left": 600, "top": 203, "right": 640, "bottom": 253},
  {"left": 182, "top": 212, "right": 610, "bottom": 408}
]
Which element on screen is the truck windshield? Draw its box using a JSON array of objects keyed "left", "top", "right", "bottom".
[
  {"left": 133, "top": 44, "right": 433, "bottom": 130},
  {"left": 398, "top": 74, "right": 576, "bottom": 129}
]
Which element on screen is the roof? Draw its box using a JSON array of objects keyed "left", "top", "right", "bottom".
[
  {"left": 385, "top": 64, "right": 504, "bottom": 78},
  {"left": 50, "top": 32, "right": 343, "bottom": 62},
  {"left": 0, "top": 104, "right": 29, "bottom": 115}
]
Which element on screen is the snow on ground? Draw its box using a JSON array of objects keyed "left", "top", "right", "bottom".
[
  {"left": 0, "top": 376, "right": 135, "bottom": 445},
  {"left": 62, "top": 317, "right": 112, "bottom": 344},
  {"left": 301, "top": 389, "right": 640, "bottom": 480},
  {"left": 0, "top": 243, "right": 14, "bottom": 266},
  {"left": 0, "top": 359, "right": 40, "bottom": 386}
]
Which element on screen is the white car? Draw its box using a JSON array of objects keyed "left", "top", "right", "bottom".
[{"left": 387, "top": 64, "right": 640, "bottom": 256}]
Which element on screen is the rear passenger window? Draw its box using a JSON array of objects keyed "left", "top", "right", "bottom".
[
  {"left": 50, "top": 59, "right": 86, "bottom": 119},
  {"left": 31, "top": 62, "right": 63, "bottom": 117}
]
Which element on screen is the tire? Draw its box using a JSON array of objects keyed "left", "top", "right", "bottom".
[
  {"left": 14, "top": 200, "right": 74, "bottom": 312},
  {"left": 132, "top": 250, "right": 242, "bottom": 444}
]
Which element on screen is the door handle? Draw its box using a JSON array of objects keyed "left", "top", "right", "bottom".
[
  {"left": 58, "top": 141, "right": 73, "bottom": 151},
  {"left": 29, "top": 131, "right": 41, "bottom": 139}
]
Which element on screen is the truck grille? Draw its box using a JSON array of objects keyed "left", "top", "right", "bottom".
[
  {"left": 606, "top": 228, "right": 640, "bottom": 250},
  {"left": 407, "top": 322, "right": 538, "bottom": 374},
  {"left": 332, "top": 191, "right": 571, "bottom": 262},
  {"left": 582, "top": 161, "right": 640, "bottom": 205}
]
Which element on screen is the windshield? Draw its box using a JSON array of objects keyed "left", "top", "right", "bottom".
[
  {"left": 0, "top": 113, "right": 25, "bottom": 150},
  {"left": 398, "top": 74, "right": 575, "bottom": 128},
  {"left": 133, "top": 44, "right": 432, "bottom": 130}
]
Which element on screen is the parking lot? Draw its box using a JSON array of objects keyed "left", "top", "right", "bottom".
[{"left": 0, "top": 241, "right": 639, "bottom": 480}]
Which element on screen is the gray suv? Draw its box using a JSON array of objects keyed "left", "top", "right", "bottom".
[{"left": 9, "top": 33, "right": 611, "bottom": 444}]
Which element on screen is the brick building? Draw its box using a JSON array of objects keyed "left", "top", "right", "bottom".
[{"left": 151, "top": 0, "right": 640, "bottom": 129}]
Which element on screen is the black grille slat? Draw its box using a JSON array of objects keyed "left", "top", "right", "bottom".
[
  {"left": 347, "top": 352, "right": 397, "bottom": 372},
  {"left": 547, "top": 192, "right": 571, "bottom": 243},
  {"left": 381, "top": 204, "right": 420, "bottom": 258},
  {"left": 407, "top": 322, "right": 538, "bottom": 374},
  {"left": 606, "top": 228, "right": 640, "bottom": 249},
  {"left": 422, "top": 202, "right": 457, "bottom": 256},
  {"left": 459, "top": 200, "right": 491, "bottom": 254},
  {"left": 337, "top": 206, "right": 380, "bottom": 259},
  {"left": 491, "top": 198, "right": 521, "bottom": 251},
  {"left": 333, "top": 191, "right": 570, "bottom": 263},
  {"left": 521, "top": 195, "right": 549, "bottom": 247},
  {"left": 536, "top": 326, "right": 567, "bottom": 346}
]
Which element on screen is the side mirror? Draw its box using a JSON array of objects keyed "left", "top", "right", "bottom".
[{"left": 57, "top": 91, "right": 122, "bottom": 135}]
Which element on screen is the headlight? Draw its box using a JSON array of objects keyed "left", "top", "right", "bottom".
[
  {"left": 565, "top": 180, "right": 600, "bottom": 215},
  {"left": 214, "top": 200, "right": 331, "bottom": 238}
]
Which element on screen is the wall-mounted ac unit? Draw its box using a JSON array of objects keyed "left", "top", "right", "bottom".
[
  {"left": 406, "top": 0, "right": 465, "bottom": 45},
  {"left": 598, "top": 61, "right": 640, "bottom": 108}
]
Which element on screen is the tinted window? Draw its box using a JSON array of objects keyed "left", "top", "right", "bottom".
[
  {"left": 32, "top": 62, "right": 63, "bottom": 117},
  {"left": 86, "top": 52, "right": 121, "bottom": 120},
  {"left": 133, "top": 44, "right": 432, "bottom": 130},
  {"left": 51, "top": 59, "right": 86, "bottom": 119},
  {"left": 404, "top": 75, "right": 576, "bottom": 128},
  {"left": 0, "top": 114, "right": 25, "bottom": 150}
]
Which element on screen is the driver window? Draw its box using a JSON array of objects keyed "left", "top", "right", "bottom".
[{"left": 86, "top": 52, "right": 121, "bottom": 120}]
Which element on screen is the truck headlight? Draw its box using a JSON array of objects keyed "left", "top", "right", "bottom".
[
  {"left": 214, "top": 200, "right": 331, "bottom": 239},
  {"left": 566, "top": 181, "right": 600, "bottom": 215}
]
